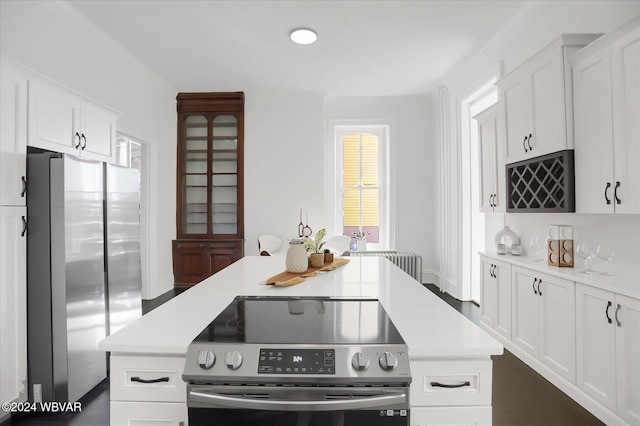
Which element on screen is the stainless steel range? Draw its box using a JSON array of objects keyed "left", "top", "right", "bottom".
[{"left": 183, "top": 296, "right": 411, "bottom": 425}]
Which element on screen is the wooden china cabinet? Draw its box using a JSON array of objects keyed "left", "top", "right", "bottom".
[{"left": 172, "top": 92, "right": 244, "bottom": 286}]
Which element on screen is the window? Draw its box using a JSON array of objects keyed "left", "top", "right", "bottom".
[{"left": 335, "top": 125, "right": 390, "bottom": 249}]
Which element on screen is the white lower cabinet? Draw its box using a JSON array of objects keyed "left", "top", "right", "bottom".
[
  {"left": 576, "top": 284, "right": 640, "bottom": 424},
  {"left": 109, "top": 354, "right": 187, "bottom": 426},
  {"left": 512, "top": 266, "right": 575, "bottom": 383},
  {"left": 0, "top": 206, "right": 28, "bottom": 421},
  {"left": 411, "top": 406, "right": 492, "bottom": 426},
  {"left": 110, "top": 401, "right": 187, "bottom": 426},
  {"left": 409, "top": 359, "right": 492, "bottom": 426},
  {"left": 480, "top": 257, "right": 511, "bottom": 339},
  {"left": 482, "top": 252, "right": 639, "bottom": 425}
]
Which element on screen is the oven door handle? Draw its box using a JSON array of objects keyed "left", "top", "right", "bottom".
[{"left": 188, "top": 389, "right": 408, "bottom": 412}]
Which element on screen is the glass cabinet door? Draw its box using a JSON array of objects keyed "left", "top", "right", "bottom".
[
  {"left": 182, "top": 115, "right": 208, "bottom": 235},
  {"left": 211, "top": 115, "right": 238, "bottom": 235}
]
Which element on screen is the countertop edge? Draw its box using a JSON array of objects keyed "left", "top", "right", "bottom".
[{"left": 480, "top": 251, "right": 640, "bottom": 299}]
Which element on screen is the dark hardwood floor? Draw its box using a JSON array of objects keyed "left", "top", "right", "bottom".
[{"left": 3, "top": 284, "right": 603, "bottom": 426}]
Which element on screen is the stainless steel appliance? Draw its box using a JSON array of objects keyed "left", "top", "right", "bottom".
[
  {"left": 105, "top": 163, "right": 142, "bottom": 336},
  {"left": 26, "top": 152, "right": 142, "bottom": 403},
  {"left": 183, "top": 297, "right": 411, "bottom": 425}
]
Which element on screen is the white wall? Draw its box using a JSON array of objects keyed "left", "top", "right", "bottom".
[
  {"left": 505, "top": 213, "right": 640, "bottom": 279},
  {"left": 0, "top": 0, "right": 177, "bottom": 298},
  {"left": 440, "top": 1, "right": 640, "bottom": 298},
  {"left": 243, "top": 88, "right": 325, "bottom": 254}
]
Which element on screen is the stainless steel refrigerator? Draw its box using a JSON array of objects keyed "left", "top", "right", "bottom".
[
  {"left": 26, "top": 152, "right": 142, "bottom": 403},
  {"left": 104, "top": 163, "right": 142, "bottom": 336}
]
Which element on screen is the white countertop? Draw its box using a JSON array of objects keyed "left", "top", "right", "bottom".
[
  {"left": 100, "top": 256, "right": 503, "bottom": 359},
  {"left": 480, "top": 252, "right": 639, "bottom": 299}
]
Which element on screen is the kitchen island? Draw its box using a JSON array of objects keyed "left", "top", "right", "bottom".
[{"left": 100, "top": 256, "right": 502, "bottom": 425}]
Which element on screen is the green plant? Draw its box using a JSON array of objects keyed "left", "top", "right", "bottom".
[
  {"left": 353, "top": 230, "right": 369, "bottom": 241},
  {"left": 303, "top": 228, "right": 326, "bottom": 253}
]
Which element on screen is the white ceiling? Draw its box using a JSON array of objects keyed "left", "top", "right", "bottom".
[{"left": 66, "top": 0, "right": 531, "bottom": 96}]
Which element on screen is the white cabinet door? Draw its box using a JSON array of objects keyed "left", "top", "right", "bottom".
[
  {"left": 501, "top": 71, "right": 529, "bottom": 164},
  {"left": 615, "top": 294, "right": 640, "bottom": 424},
  {"left": 475, "top": 103, "right": 505, "bottom": 213},
  {"left": 80, "top": 101, "right": 116, "bottom": 161},
  {"left": 511, "top": 267, "right": 539, "bottom": 357},
  {"left": 28, "top": 79, "right": 80, "bottom": 155},
  {"left": 573, "top": 48, "right": 615, "bottom": 213},
  {"left": 110, "top": 401, "right": 187, "bottom": 426},
  {"left": 411, "top": 406, "right": 492, "bottom": 426},
  {"left": 478, "top": 115, "right": 497, "bottom": 213},
  {"left": 480, "top": 260, "right": 497, "bottom": 328},
  {"left": 0, "top": 206, "right": 28, "bottom": 410},
  {"left": 576, "top": 284, "right": 616, "bottom": 411},
  {"left": 501, "top": 47, "right": 565, "bottom": 164},
  {"left": 0, "top": 64, "right": 27, "bottom": 206},
  {"left": 494, "top": 261, "right": 512, "bottom": 340},
  {"left": 526, "top": 46, "right": 566, "bottom": 157},
  {"left": 611, "top": 26, "right": 640, "bottom": 214},
  {"left": 539, "top": 274, "right": 575, "bottom": 383}
]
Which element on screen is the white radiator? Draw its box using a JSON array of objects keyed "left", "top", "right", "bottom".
[{"left": 348, "top": 251, "right": 422, "bottom": 282}]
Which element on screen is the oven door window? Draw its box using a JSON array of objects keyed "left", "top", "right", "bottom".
[
  {"left": 187, "top": 385, "right": 409, "bottom": 426},
  {"left": 189, "top": 408, "right": 409, "bottom": 425}
]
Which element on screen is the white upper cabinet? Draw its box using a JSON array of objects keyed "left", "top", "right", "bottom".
[
  {"left": 0, "top": 60, "right": 27, "bottom": 206},
  {"left": 572, "top": 17, "right": 640, "bottom": 214},
  {"left": 28, "top": 78, "right": 119, "bottom": 162},
  {"left": 474, "top": 102, "right": 505, "bottom": 213},
  {"left": 498, "top": 34, "right": 600, "bottom": 165}
]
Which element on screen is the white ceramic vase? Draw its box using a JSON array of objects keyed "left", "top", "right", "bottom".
[{"left": 286, "top": 239, "right": 308, "bottom": 273}]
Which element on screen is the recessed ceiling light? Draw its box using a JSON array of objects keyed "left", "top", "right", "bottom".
[{"left": 290, "top": 28, "right": 318, "bottom": 45}]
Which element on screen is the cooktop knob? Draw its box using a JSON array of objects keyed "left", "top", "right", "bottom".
[
  {"left": 378, "top": 351, "right": 398, "bottom": 371},
  {"left": 225, "top": 350, "right": 243, "bottom": 370},
  {"left": 197, "top": 350, "right": 215, "bottom": 369},
  {"left": 351, "top": 352, "right": 370, "bottom": 371}
]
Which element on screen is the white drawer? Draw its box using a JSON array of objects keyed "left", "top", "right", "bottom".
[
  {"left": 110, "top": 401, "right": 187, "bottom": 426},
  {"left": 110, "top": 355, "right": 186, "bottom": 402},
  {"left": 410, "top": 359, "right": 492, "bottom": 407},
  {"left": 411, "top": 405, "right": 492, "bottom": 426}
]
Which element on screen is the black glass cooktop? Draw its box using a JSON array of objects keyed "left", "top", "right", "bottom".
[{"left": 193, "top": 297, "right": 405, "bottom": 345}]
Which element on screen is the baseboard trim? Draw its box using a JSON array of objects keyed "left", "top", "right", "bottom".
[{"left": 420, "top": 270, "right": 459, "bottom": 296}]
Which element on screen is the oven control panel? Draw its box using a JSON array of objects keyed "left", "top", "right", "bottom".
[{"left": 258, "top": 348, "right": 335, "bottom": 374}]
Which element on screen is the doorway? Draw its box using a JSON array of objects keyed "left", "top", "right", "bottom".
[{"left": 460, "top": 79, "right": 498, "bottom": 303}]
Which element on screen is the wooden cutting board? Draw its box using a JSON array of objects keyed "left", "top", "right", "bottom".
[{"left": 265, "top": 258, "right": 350, "bottom": 287}]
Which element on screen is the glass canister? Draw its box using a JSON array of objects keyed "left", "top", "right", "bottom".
[{"left": 286, "top": 239, "right": 308, "bottom": 273}]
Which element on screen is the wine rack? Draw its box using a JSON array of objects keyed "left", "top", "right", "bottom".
[{"left": 506, "top": 150, "right": 575, "bottom": 212}]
